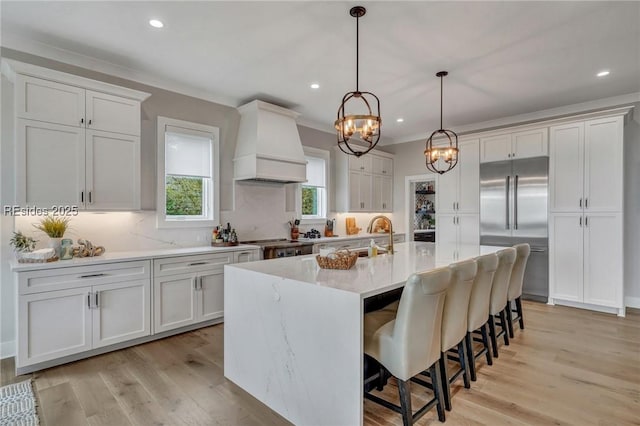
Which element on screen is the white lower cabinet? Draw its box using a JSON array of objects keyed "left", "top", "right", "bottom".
[
  {"left": 17, "top": 262, "right": 151, "bottom": 368},
  {"left": 153, "top": 253, "right": 233, "bottom": 333},
  {"left": 436, "top": 214, "right": 479, "bottom": 246},
  {"left": 550, "top": 212, "right": 623, "bottom": 314}
]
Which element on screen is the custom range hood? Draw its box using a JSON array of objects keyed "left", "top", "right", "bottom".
[{"left": 233, "top": 100, "right": 307, "bottom": 183}]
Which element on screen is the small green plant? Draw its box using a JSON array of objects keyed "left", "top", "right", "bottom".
[
  {"left": 9, "top": 231, "right": 37, "bottom": 252},
  {"left": 33, "top": 215, "right": 70, "bottom": 238}
]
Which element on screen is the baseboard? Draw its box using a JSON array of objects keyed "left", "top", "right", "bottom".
[
  {"left": 0, "top": 340, "right": 16, "bottom": 359},
  {"left": 625, "top": 296, "right": 640, "bottom": 309}
]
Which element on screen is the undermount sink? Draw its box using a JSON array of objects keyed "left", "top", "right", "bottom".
[{"left": 356, "top": 248, "right": 388, "bottom": 258}]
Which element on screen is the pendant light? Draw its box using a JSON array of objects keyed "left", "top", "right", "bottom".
[
  {"left": 424, "top": 71, "right": 459, "bottom": 174},
  {"left": 335, "top": 6, "right": 381, "bottom": 158}
]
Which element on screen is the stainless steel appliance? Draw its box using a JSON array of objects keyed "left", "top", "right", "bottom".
[
  {"left": 243, "top": 239, "right": 314, "bottom": 259},
  {"left": 480, "top": 157, "right": 548, "bottom": 301}
]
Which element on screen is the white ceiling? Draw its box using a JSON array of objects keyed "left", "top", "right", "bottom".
[{"left": 2, "top": 1, "right": 639, "bottom": 143}]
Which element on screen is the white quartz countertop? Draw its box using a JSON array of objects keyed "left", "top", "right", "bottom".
[
  {"left": 226, "top": 242, "right": 503, "bottom": 299},
  {"left": 297, "top": 232, "right": 403, "bottom": 244},
  {"left": 11, "top": 244, "right": 260, "bottom": 272}
]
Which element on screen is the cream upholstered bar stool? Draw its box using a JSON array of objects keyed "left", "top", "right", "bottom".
[
  {"left": 506, "top": 243, "right": 531, "bottom": 338},
  {"left": 363, "top": 267, "right": 452, "bottom": 425},
  {"left": 488, "top": 247, "right": 517, "bottom": 358},
  {"left": 434, "top": 259, "right": 477, "bottom": 411},
  {"left": 465, "top": 253, "right": 499, "bottom": 382}
]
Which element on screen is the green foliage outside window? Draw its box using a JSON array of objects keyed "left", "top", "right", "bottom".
[
  {"left": 166, "top": 176, "right": 203, "bottom": 216},
  {"left": 302, "top": 186, "right": 318, "bottom": 215}
]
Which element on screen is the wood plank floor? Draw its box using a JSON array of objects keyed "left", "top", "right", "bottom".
[{"left": 2, "top": 301, "right": 639, "bottom": 425}]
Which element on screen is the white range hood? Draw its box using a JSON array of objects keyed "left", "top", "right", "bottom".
[{"left": 233, "top": 100, "right": 307, "bottom": 183}]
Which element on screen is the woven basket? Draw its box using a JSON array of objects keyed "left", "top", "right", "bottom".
[{"left": 316, "top": 249, "right": 358, "bottom": 270}]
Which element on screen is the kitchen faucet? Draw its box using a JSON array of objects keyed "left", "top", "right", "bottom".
[{"left": 366, "top": 215, "right": 394, "bottom": 254}]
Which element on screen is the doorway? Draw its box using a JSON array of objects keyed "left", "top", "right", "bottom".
[{"left": 404, "top": 174, "right": 437, "bottom": 243}]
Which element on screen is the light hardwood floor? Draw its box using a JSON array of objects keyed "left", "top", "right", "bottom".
[{"left": 2, "top": 301, "right": 639, "bottom": 425}]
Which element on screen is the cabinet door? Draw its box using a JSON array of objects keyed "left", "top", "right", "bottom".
[
  {"left": 348, "top": 155, "right": 372, "bottom": 173},
  {"left": 457, "top": 214, "right": 479, "bottom": 245},
  {"left": 86, "top": 90, "right": 141, "bottom": 136},
  {"left": 480, "top": 134, "right": 510, "bottom": 163},
  {"left": 550, "top": 123, "right": 584, "bottom": 212},
  {"left": 92, "top": 280, "right": 151, "bottom": 349},
  {"left": 436, "top": 214, "right": 458, "bottom": 245},
  {"left": 16, "top": 75, "right": 85, "bottom": 128},
  {"left": 437, "top": 167, "right": 458, "bottom": 214},
  {"left": 16, "top": 119, "right": 85, "bottom": 207},
  {"left": 549, "top": 214, "right": 583, "bottom": 302},
  {"left": 512, "top": 128, "right": 548, "bottom": 159},
  {"left": 153, "top": 275, "right": 197, "bottom": 333},
  {"left": 584, "top": 117, "right": 623, "bottom": 212},
  {"left": 372, "top": 156, "right": 393, "bottom": 176},
  {"left": 85, "top": 130, "right": 140, "bottom": 210},
  {"left": 198, "top": 270, "right": 225, "bottom": 322},
  {"left": 18, "top": 287, "right": 92, "bottom": 367},
  {"left": 457, "top": 139, "right": 480, "bottom": 213},
  {"left": 234, "top": 250, "right": 260, "bottom": 263},
  {"left": 360, "top": 172, "right": 373, "bottom": 211},
  {"left": 372, "top": 175, "right": 392, "bottom": 211},
  {"left": 348, "top": 170, "right": 363, "bottom": 211},
  {"left": 583, "top": 213, "right": 622, "bottom": 308}
]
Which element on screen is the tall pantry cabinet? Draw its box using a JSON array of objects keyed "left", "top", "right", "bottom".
[
  {"left": 549, "top": 114, "right": 626, "bottom": 316},
  {"left": 4, "top": 60, "right": 150, "bottom": 210}
]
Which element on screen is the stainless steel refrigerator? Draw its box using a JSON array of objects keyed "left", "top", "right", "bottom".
[{"left": 480, "top": 157, "right": 548, "bottom": 301}]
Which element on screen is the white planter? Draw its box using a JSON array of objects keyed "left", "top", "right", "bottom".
[{"left": 48, "top": 237, "right": 62, "bottom": 257}]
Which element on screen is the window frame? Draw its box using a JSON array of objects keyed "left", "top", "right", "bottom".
[
  {"left": 156, "top": 116, "right": 220, "bottom": 229},
  {"left": 298, "top": 146, "right": 330, "bottom": 225}
]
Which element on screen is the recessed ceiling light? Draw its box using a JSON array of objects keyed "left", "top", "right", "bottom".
[
  {"left": 149, "top": 19, "right": 164, "bottom": 28},
  {"left": 396, "top": 118, "right": 404, "bottom": 123},
  {"left": 310, "top": 83, "right": 320, "bottom": 89},
  {"left": 597, "top": 70, "right": 610, "bottom": 77}
]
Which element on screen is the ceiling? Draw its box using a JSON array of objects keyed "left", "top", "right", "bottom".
[{"left": 2, "top": 1, "right": 639, "bottom": 144}]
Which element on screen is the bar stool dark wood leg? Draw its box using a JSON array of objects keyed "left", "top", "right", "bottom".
[
  {"left": 499, "top": 309, "right": 510, "bottom": 346},
  {"left": 481, "top": 323, "right": 493, "bottom": 366},
  {"left": 516, "top": 297, "right": 525, "bottom": 330},
  {"left": 438, "top": 353, "right": 452, "bottom": 411},
  {"left": 457, "top": 341, "right": 471, "bottom": 389},
  {"left": 429, "top": 364, "right": 446, "bottom": 422},
  {"left": 488, "top": 315, "right": 499, "bottom": 358},
  {"left": 465, "top": 332, "right": 477, "bottom": 381},
  {"left": 397, "top": 379, "right": 413, "bottom": 426},
  {"left": 505, "top": 301, "right": 515, "bottom": 338}
]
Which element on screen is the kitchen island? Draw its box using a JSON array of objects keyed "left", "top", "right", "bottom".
[{"left": 223, "top": 242, "right": 502, "bottom": 426}]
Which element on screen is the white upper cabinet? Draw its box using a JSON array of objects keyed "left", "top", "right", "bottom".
[
  {"left": 86, "top": 90, "right": 141, "bottom": 136},
  {"left": 550, "top": 116, "right": 623, "bottom": 213},
  {"left": 480, "top": 128, "right": 548, "bottom": 163},
  {"left": 16, "top": 75, "right": 85, "bottom": 128},
  {"left": 335, "top": 149, "right": 393, "bottom": 212},
  {"left": 7, "top": 60, "right": 150, "bottom": 210},
  {"left": 437, "top": 139, "right": 479, "bottom": 214}
]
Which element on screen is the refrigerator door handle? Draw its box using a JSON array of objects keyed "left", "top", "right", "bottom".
[
  {"left": 505, "top": 176, "right": 510, "bottom": 230},
  {"left": 514, "top": 175, "right": 519, "bottom": 230}
]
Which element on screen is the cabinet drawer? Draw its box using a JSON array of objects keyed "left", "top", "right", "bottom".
[
  {"left": 154, "top": 253, "right": 234, "bottom": 277},
  {"left": 18, "top": 260, "right": 151, "bottom": 295}
]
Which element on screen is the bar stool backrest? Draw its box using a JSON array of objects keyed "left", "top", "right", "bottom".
[
  {"left": 441, "top": 259, "right": 478, "bottom": 352},
  {"left": 508, "top": 244, "right": 531, "bottom": 301},
  {"left": 468, "top": 253, "right": 499, "bottom": 332},
  {"left": 489, "top": 248, "right": 517, "bottom": 315},
  {"left": 391, "top": 267, "right": 452, "bottom": 381}
]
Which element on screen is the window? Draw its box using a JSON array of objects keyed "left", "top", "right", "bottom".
[
  {"left": 299, "top": 147, "right": 329, "bottom": 222},
  {"left": 157, "top": 117, "right": 219, "bottom": 228}
]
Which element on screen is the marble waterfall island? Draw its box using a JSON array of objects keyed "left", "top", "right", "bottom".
[{"left": 223, "top": 242, "right": 502, "bottom": 426}]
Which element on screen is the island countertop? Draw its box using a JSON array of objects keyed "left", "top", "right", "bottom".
[{"left": 227, "top": 241, "right": 501, "bottom": 299}]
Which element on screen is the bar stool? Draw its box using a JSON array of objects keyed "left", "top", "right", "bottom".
[
  {"left": 363, "top": 267, "right": 451, "bottom": 425},
  {"left": 435, "top": 259, "right": 477, "bottom": 411},
  {"left": 465, "top": 253, "right": 499, "bottom": 382},
  {"left": 506, "top": 243, "right": 531, "bottom": 338},
  {"left": 488, "top": 248, "right": 516, "bottom": 358}
]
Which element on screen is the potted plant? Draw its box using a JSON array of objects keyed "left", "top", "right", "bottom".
[
  {"left": 33, "top": 215, "right": 70, "bottom": 256},
  {"left": 9, "top": 231, "right": 37, "bottom": 260}
]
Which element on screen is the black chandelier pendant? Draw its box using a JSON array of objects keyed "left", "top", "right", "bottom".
[
  {"left": 335, "top": 6, "right": 382, "bottom": 158},
  {"left": 424, "top": 71, "right": 459, "bottom": 174}
]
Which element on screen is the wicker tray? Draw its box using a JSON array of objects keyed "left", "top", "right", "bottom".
[
  {"left": 316, "top": 249, "right": 358, "bottom": 270},
  {"left": 211, "top": 242, "right": 239, "bottom": 247}
]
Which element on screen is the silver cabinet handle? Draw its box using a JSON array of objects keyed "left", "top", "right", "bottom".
[
  {"left": 585, "top": 198, "right": 588, "bottom": 209},
  {"left": 199, "top": 276, "right": 203, "bottom": 290},
  {"left": 585, "top": 216, "right": 588, "bottom": 227},
  {"left": 453, "top": 202, "right": 455, "bottom": 211},
  {"left": 457, "top": 202, "right": 459, "bottom": 210},
  {"left": 88, "top": 119, "right": 92, "bottom": 125},
  {"left": 514, "top": 175, "right": 519, "bottom": 230},
  {"left": 579, "top": 216, "right": 582, "bottom": 227},
  {"left": 505, "top": 176, "right": 511, "bottom": 230},
  {"left": 95, "top": 291, "right": 100, "bottom": 308},
  {"left": 453, "top": 216, "right": 456, "bottom": 225},
  {"left": 87, "top": 293, "right": 92, "bottom": 308},
  {"left": 188, "top": 262, "right": 207, "bottom": 266},
  {"left": 88, "top": 191, "right": 93, "bottom": 204},
  {"left": 81, "top": 191, "right": 84, "bottom": 203},
  {"left": 530, "top": 248, "right": 546, "bottom": 253},
  {"left": 193, "top": 276, "right": 198, "bottom": 290},
  {"left": 80, "top": 118, "right": 84, "bottom": 124},
  {"left": 579, "top": 198, "right": 582, "bottom": 208}
]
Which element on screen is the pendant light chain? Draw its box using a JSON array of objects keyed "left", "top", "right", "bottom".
[
  {"left": 356, "top": 14, "right": 359, "bottom": 92},
  {"left": 439, "top": 73, "right": 443, "bottom": 130}
]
